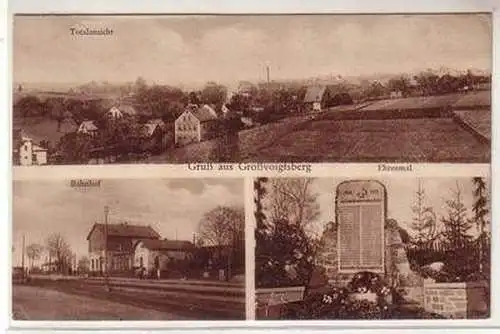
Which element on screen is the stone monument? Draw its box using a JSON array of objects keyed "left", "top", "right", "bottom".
[{"left": 309, "top": 180, "right": 424, "bottom": 305}]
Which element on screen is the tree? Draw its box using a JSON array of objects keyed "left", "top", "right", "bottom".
[
  {"left": 257, "top": 218, "right": 315, "bottom": 288},
  {"left": 441, "top": 182, "right": 473, "bottom": 250},
  {"left": 472, "top": 177, "right": 489, "bottom": 274},
  {"left": 15, "top": 95, "right": 42, "bottom": 117},
  {"left": 26, "top": 243, "right": 43, "bottom": 270},
  {"left": 255, "top": 178, "right": 318, "bottom": 288},
  {"left": 56, "top": 132, "right": 96, "bottom": 164},
  {"left": 45, "top": 233, "right": 72, "bottom": 274},
  {"left": 413, "top": 71, "right": 440, "bottom": 96},
  {"left": 198, "top": 205, "right": 245, "bottom": 280},
  {"left": 198, "top": 206, "right": 244, "bottom": 247},
  {"left": 214, "top": 109, "right": 243, "bottom": 163},
  {"left": 200, "top": 82, "right": 228, "bottom": 108},
  {"left": 410, "top": 180, "right": 438, "bottom": 246},
  {"left": 268, "top": 178, "right": 320, "bottom": 229}
]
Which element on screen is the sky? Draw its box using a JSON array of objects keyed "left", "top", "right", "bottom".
[
  {"left": 13, "top": 14, "right": 492, "bottom": 88},
  {"left": 12, "top": 178, "right": 243, "bottom": 266},
  {"left": 261, "top": 177, "right": 490, "bottom": 240}
]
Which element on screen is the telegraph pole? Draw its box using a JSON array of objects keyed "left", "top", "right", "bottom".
[
  {"left": 21, "top": 235, "right": 26, "bottom": 277},
  {"left": 266, "top": 65, "right": 270, "bottom": 86},
  {"left": 104, "top": 205, "right": 110, "bottom": 292}
]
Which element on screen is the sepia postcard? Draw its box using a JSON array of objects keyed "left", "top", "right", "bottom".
[
  {"left": 254, "top": 177, "right": 491, "bottom": 320},
  {"left": 12, "top": 178, "right": 246, "bottom": 321},
  {"left": 8, "top": 10, "right": 495, "bottom": 330},
  {"left": 11, "top": 13, "right": 492, "bottom": 166}
]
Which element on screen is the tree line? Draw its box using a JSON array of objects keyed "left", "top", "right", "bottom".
[
  {"left": 406, "top": 177, "right": 490, "bottom": 282},
  {"left": 24, "top": 233, "right": 78, "bottom": 275}
]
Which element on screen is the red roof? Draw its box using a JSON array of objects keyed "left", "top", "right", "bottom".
[
  {"left": 138, "top": 239, "right": 194, "bottom": 251},
  {"left": 86, "top": 223, "right": 161, "bottom": 240}
]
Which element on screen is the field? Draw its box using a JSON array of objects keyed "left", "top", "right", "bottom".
[
  {"left": 242, "top": 117, "right": 491, "bottom": 163},
  {"left": 360, "top": 90, "right": 490, "bottom": 112}
]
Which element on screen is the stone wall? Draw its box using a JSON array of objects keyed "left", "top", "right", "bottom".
[{"left": 423, "top": 281, "right": 489, "bottom": 319}]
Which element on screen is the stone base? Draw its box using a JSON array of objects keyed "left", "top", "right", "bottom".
[{"left": 423, "top": 280, "right": 489, "bottom": 319}]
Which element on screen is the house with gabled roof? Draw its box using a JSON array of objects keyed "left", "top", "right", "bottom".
[
  {"left": 77, "top": 120, "right": 98, "bottom": 136},
  {"left": 174, "top": 104, "right": 219, "bottom": 145},
  {"left": 303, "top": 86, "right": 328, "bottom": 112},
  {"left": 107, "top": 104, "right": 138, "bottom": 119},
  {"left": 86, "top": 222, "right": 161, "bottom": 275}
]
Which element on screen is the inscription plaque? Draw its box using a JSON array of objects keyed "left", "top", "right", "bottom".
[{"left": 336, "top": 181, "right": 386, "bottom": 273}]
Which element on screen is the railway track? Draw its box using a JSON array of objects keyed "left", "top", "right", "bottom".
[{"left": 27, "top": 277, "right": 245, "bottom": 320}]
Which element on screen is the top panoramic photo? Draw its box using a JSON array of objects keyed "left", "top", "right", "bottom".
[{"left": 12, "top": 14, "right": 492, "bottom": 166}]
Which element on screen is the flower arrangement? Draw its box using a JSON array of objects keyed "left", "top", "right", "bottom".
[{"left": 284, "top": 271, "right": 398, "bottom": 319}]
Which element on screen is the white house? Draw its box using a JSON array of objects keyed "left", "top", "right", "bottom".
[
  {"left": 174, "top": 105, "right": 219, "bottom": 145},
  {"left": 78, "top": 121, "right": 98, "bottom": 136},
  {"left": 19, "top": 137, "right": 48, "bottom": 166}
]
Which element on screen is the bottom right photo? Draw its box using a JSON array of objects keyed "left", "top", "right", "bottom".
[{"left": 254, "top": 177, "right": 490, "bottom": 320}]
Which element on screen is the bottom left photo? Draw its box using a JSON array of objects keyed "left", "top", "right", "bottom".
[{"left": 12, "top": 177, "right": 246, "bottom": 321}]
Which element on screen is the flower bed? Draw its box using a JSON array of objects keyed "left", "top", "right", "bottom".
[{"left": 283, "top": 272, "right": 444, "bottom": 320}]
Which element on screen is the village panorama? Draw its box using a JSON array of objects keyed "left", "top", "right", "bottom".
[
  {"left": 12, "top": 14, "right": 492, "bottom": 165},
  {"left": 12, "top": 69, "right": 492, "bottom": 166}
]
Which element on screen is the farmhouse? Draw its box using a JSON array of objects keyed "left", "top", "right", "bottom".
[
  {"left": 175, "top": 104, "right": 219, "bottom": 145},
  {"left": 86, "top": 222, "right": 161, "bottom": 275},
  {"left": 303, "top": 86, "right": 327, "bottom": 112},
  {"left": 134, "top": 239, "right": 194, "bottom": 278},
  {"left": 78, "top": 120, "right": 98, "bottom": 136}
]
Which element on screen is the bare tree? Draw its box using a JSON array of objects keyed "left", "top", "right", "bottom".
[
  {"left": 198, "top": 206, "right": 244, "bottom": 247},
  {"left": 26, "top": 243, "right": 43, "bottom": 270},
  {"left": 268, "top": 178, "right": 320, "bottom": 229},
  {"left": 198, "top": 205, "right": 245, "bottom": 280},
  {"left": 45, "top": 233, "right": 72, "bottom": 274}
]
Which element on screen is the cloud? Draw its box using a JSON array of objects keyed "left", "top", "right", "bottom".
[{"left": 14, "top": 14, "right": 491, "bottom": 85}]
